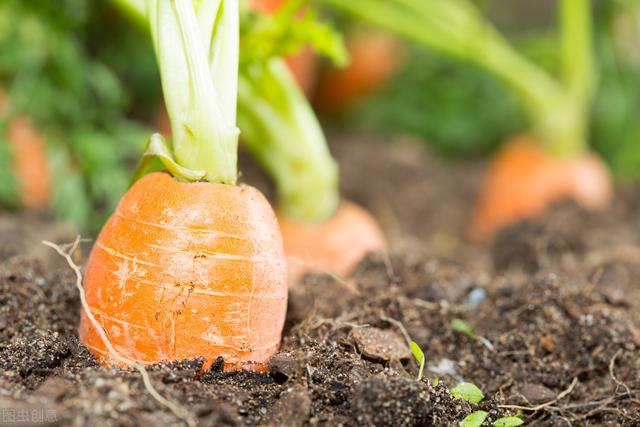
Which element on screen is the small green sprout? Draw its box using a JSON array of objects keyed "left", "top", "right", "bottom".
[
  {"left": 459, "top": 410, "right": 488, "bottom": 427},
  {"left": 493, "top": 416, "right": 524, "bottom": 427},
  {"left": 410, "top": 341, "right": 425, "bottom": 381},
  {"left": 451, "top": 318, "right": 494, "bottom": 351},
  {"left": 451, "top": 382, "right": 484, "bottom": 404},
  {"left": 432, "top": 376, "right": 439, "bottom": 387}
]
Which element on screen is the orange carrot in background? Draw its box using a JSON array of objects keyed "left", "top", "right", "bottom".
[
  {"left": 81, "top": 0, "right": 287, "bottom": 370},
  {"left": 315, "top": 29, "right": 406, "bottom": 113},
  {"left": 470, "top": 136, "right": 611, "bottom": 242},
  {"left": 280, "top": 201, "right": 385, "bottom": 285},
  {"left": 0, "top": 90, "right": 51, "bottom": 210},
  {"left": 328, "top": 0, "right": 611, "bottom": 242},
  {"left": 7, "top": 116, "right": 51, "bottom": 210}
]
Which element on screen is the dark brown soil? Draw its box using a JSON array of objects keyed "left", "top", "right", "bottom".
[{"left": 1, "top": 135, "right": 639, "bottom": 426}]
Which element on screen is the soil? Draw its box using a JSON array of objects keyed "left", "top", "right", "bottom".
[{"left": 1, "top": 134, "right": 639, "bottom": 426}]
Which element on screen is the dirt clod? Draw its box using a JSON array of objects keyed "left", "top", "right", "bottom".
[{"left": 352, "top": 327, "right": 412, "bottom": 361}]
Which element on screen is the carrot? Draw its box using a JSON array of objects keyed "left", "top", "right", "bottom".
[
  {"left": 315, "top": 29, "right": 405, "bottom": 113},
  {"left": 280, "top": 201, "right": 385, "bottom": 285},
  {"left": 469, "top": 136, "right": 612, "bottom": 242},
  {"left": 80, "top": 0, "right": 287, "bottom": 371},
  {"left": 0, "top": 90, "right": 51, "bottom": 210},
  {"left": 238, "top": 58, "right": 386, "bottom": 287},
  {"left": 80, "top": 172, "right": 286, "bottom": 370},
  {"left": 6, "top": 116, "right": 51, "bottom": 210},
  {"left": 329, "top": 0, "right": 612, "bottom": 241}
]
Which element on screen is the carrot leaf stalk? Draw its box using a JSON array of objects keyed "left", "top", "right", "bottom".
[
  {"left": 145, "top": 0, "right": 239, "bottom": 184},
  {"left": 325, "top": 0, "right": 595, "bottom": 159},
  {"left": 238, "top": 58, "right": 339, "bottom": 222},
  {"left": 237, "top": 1, "right": 347, "bottom": 222}
]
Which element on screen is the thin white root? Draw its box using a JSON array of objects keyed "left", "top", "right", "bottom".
[{"left": 43, "top": 238, "right": 197, "bottom": 427}]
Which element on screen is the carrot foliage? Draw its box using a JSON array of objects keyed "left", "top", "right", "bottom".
[{"left": 325, "top": 0, "right": 594, "bottom": 159}]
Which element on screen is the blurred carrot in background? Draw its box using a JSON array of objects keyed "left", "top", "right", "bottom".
[
  {"left": 7, "top": 116, "right": 51, "bottom": 210},
  {"left": 327, "top": 0, "right": 613, "bottom": 242},
  {"left": 315, "top": 28, "right": 405, "bottom": 113}
]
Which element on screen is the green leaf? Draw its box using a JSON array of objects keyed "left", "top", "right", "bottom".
[
  {"left": 452, "top": 318, "right": 495, "bottom": 350},
  {"left": 451, "top": 382, "right": 484, "bottom": 404},
  {"left": 410, "top": 341, "right": 425, "bottom": 381},
  {"left": 452, "top": 318, "right": 478, "bottom": 339},
  {"left": 240, "top": 0, "right": 348, "bottom": 67},
  {"left": 493, "top": 417, "right": 524, "bottom": 427},
  {"left": 459, "top": 411, "right": 489, "bottom": 427}
]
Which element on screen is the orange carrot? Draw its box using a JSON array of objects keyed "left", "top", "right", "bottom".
[
  {"left": 6, "top": 116, "right": 51, "bottom": 210},
  {"left": 315, "top": 30, "right": 405, "bottom": 113},
  {"left": 81, "top": 0, "right": 287, "bottom": 371},
  {"left": 0, "top": 89, "right": 51, "bottom": 210},
  {"left": 80, "top": 172, "right": 287, "bottom": 370},
  {"left": 279, "top": 201, "right": 385, "bottom": 286},
  {"left": 469, "top": 136, "right": 612, "bottom": 242}
]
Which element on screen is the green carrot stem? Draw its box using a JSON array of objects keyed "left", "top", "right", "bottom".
[
  {"left": 325, "top": 0, "right": 590, "bottom": 158},
  {"left": 557, "top": 0, "right": 595, "bottom": 155},
  {"left": 238, "top": 59, "right": 339, "bottom": 222},
  {"left": 148, "top": 0, "right": 239, "bottom": 184}
]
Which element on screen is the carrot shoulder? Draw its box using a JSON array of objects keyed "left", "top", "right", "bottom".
[
  {"left": 81, "top": 0, "right": 287, "bottom": 370},
  {"left": 280, "top": 201, "right": 385, "bottom": 285},
  {"left": 469, "top": 136, "right": 611, "bottom": 242}
]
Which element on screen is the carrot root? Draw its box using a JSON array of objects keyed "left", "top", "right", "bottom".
[
  {"left": 279, "top": 200, "right": 386, "bottom": 287},
  {"left": 80, "top": 172, "right": 288, "bottom": 371},
  {"left": 470, "top": 136, "right": 613, "bottom": 242}
]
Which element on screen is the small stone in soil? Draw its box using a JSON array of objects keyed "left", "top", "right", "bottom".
[
  {"left": 352, "top": 327, "right": 411, "bottom": 361},
  {"left": 519, "top": 383, "right": 556, "bottom": 404}
]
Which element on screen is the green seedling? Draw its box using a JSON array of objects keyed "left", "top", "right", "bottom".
[
  {"left": 410, "top": 340, "right": 425, "bottom": 381},
  {"left": 493, "top": 416, "right": 524, "bottom": 426},
  {"left": 451, "top": 382, "right": 484, "bottom": 404},
  {"left": 452, "top": 318, "right": 494, "bottom": 351},
  {"left": 459, "top": 410, "right": 488, "bottom": 427}
]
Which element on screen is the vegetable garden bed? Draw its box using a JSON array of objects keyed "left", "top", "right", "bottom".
[{"left": 1, "top": 137, "right": 638, "bottom": 426}]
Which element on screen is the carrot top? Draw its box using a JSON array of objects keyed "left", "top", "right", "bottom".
[
  {"left": 120, "top": 0, "right": 349, "bottom": 222},
  {"left": 327, "top": 0, "right": 595, "bottom": 160},
  {"left": 238, "top": 1, "right": 348, "bottom": 222},
  {"left": 133, "top": 0, "right": 240, "bottom": 185}
]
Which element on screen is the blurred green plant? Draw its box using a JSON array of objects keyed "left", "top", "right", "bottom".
[
  {"left": 0, "top": 0, "right": 149, "bottom": 233},
  {"left": 591, "top": 0, "right": 640, "bottom": 181},
  {"left": 343, "top": 1, "right": 640, "bottom": 181},
  {"left": 355, "top": 46, "right": 525, "bottom": 156}
]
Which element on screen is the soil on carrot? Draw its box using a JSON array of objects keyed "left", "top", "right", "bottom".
[{"left": 1, "top": 135, "right": 639, "bottom": 426}]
